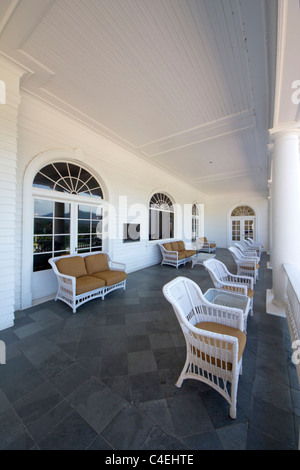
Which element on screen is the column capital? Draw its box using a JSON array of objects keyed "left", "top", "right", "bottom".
[{"left": 269, "top": 123, "right": 300, "bottom": 143}]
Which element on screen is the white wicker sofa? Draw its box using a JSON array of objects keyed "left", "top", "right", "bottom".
[
  {"left": 49, "top": 251, "right": 126, "bottom": 313},
  {"left": 159, "top": 241, "right": 196, "bottom": 268}
]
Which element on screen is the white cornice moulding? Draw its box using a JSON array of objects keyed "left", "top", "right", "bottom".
[
  {"left": 191, "top": 168, "right": 261, "bottom": 184},
  {"left": 138, "top": 109, "right": 256, "bottom": 157},
  {"left": 272, "top": 0, "right": 288, "bottom": 128}
]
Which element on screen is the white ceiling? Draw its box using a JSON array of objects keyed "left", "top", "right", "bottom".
[{"left": 0, "top": 0, "right": 277, "bottom": 196}]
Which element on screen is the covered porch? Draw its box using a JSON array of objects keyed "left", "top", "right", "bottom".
[{"left": 0, "top": 249, "right": 298, "bottom": 450}]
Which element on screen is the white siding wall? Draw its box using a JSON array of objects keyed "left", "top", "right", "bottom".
[
  {"left": 16, "top": 93, "right": 206, "bottom": 310},
  {"left": 0, "top": 59, "right": 24, "bottom": 329}
]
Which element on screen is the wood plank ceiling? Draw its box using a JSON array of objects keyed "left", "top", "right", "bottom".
[{"left": 0, "top": 0, "right": 275, "bottom": 196}]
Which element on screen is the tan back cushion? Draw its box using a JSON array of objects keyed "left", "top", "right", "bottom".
[
  {"left": 85, "top": 253, "right": 109, "bottom": 274},
  {"left": 163, "top": 243, "right": 172, "bottom": 251},
  {"left": 177, "top": 241, "right": 185, "bottom": 251},
  {"left": 56, "top": 256, "right": 87, "bottom": 278},
  {"left": 171, "top": 242, "right": 179, "bottom": 251}
]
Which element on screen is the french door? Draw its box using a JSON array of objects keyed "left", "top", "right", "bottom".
[
  {"left": 231, "top": 217, "right": 255, "bottom": 245},
  {"left": 32, "top": 198, "right": 103, "bottom": 302}
]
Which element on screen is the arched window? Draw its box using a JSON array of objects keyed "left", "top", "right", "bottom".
[
  {"left": 33, "top": 162, "right": 104, "bottom": 272},
  {"left": 149, "top": 193, "right": 174, "bottom": 240},
  {"left": 33, "top": 162, "right": 103, "bottom": 198},
  {"left": 192, "top": 204, "right": 200, "bottom": 241},
  {"left": 231, "top": 206, "right": 255, "bottom": 217}
]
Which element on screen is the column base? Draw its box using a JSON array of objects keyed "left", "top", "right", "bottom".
[{"left": 266, "top": 289, "right": 286, "bottom": 317}]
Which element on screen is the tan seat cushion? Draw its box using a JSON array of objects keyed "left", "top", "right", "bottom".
[
  {"left": 85, "top": 253, "right": 109, "bottom": 274},
  {"left": 184, "top": 250, "right": 196, "bottom": 257},
  {"left": 222, "top": 285, "right": 254, "bottom": 299},
  {"left": 240, "top": 264, "right": 259, "bottom": 271},
  {"left": 177, "top": 252, "right": 186, "bottom": 260},
  {"left": 76, "top": 275, "right": 105, "bottom": 295},
  {"left": 56, "top": 256, "right": 87, "bottom": 278},
  {"left": 93, "top": 270, "right": 127, "bottom": 287},
  {"left": 193, "top": 321, "right": 246, "bottom": 370}
]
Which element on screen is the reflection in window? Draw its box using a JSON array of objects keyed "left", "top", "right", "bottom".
[
  {"left": 149, "top": 193, "right": 174, "bottom": 240},
  {"left": 33, "top": 199, "right": 71, "bottom": 271},
  {"left": 192, "top": 204, "right": 200, "bottom": 242},
  {"left": 77, "top": 205, "right": 102, "bottom": 254}
]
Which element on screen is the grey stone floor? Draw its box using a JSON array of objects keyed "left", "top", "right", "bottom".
[{"left": 0, "top": 249, "right": 299, "bottom": 450}]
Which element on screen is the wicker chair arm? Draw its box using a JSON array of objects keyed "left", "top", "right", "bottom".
[
  {"left": 109, "top": 260, "right": 126, "bottom": 271},
  {"left": 226, "top": 274, "right": 254, "bottom": 289},
  {"left": 220, "top": 282, "right": 248, "bottom": 296}
]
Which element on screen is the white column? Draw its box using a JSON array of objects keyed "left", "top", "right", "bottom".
[
  {"left": 267, "top": 180, "right": 272, "bottom": 268},
  {"left": 267, "top": 128, "right": 300, "bottom": 315},
  {"left": 0, "top": 57, "right": 24, "bottom": 330}
]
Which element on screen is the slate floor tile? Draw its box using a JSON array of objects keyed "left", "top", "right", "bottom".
[
  {"left": 100, "top": 403, "right": 154, "bottom": 450},
  {"left": 67, "top": 377, "right": 126, "bottom": 434},
  {"left": 38, "top": 410, "right": 97, "bottom": 450},
  {"left": 0, "top": 407, "right": 24, "bottom": 448},
  {"left": 13, "top": 382, "right": 63, "bottom": 427},
  {"left": 166, "top": 393, "right": 214, "bottom": 438}
]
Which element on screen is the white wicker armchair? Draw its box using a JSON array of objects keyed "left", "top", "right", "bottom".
[
  {"left": 234, "top": 242, "right": 260, "bottom": 261},
  {"left": 244, "top": 238, "right": 263, "bottom": 255},
  {"left": 162, "top": 276, "right": 247, "bottom": 419},
  {"left": 196, "top": 237, "right": 216, "bottom": 253},
  {"left": 203, "top": 258, "right": 254, "bottom": 323},
  {"left": 228, "top": 247, "right": 259, "bottom": 283}
]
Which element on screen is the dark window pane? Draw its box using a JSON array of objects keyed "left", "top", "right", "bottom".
[
  {"left": 91, "top": 245, "right": 102, "bottom": 252},
  {"left": 78, "top": 205, "right": 91, "bottom": 219},
  {"left": 78, "top": 168, "right": 92, "bottom": 184},
  {"left": 54, "top": 235, "right": 70, "bottom": 252},
  {"left": 68, "top": 163, "right": 80, "bottom": 178},
  {"left": 33, "top": 173, "right": 55, "bottom": 190},
  {"left": 91, "top": 235, "right": 102, "bottom": 247},
  {"left": 78, "top": 235, "right": 91, "bottom": 250},
  {"left": 90, "top": 188, "right": 103, "bottom": 198},
  {"left": 33, "top": 253, "right": 52, "bottom": 272},
  {"left": 78, "top": 220, "right": 91, "bottom": 233},
  {"left": 53, "top": 163, "right": 69, "bottom": 178},
  {"left": 34, "top": 218, "right": 53, "bottom": 235},
  {"left": 170, "top": 212, "right": 174, "bottom": 238},
  {"left": 54, "top": 179, "right": 71, "bottom": 193},
  {"left": 92, "top": 220, "right": 101, "bottom": 234},
  {"left": 54, "top": 202, "right": 70, "bottom": 218},
  {"left": 91, "top": 206, "right": 102, "bottom": 220},
  {"left": 34, "top": 199, "right": 53, "bottom": 217},
  {"left": 34, "top": 236, "right": 52, "bottom": 253},
  {"left": 54, "top": 218, "right": 70, "bottom": 234}
]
